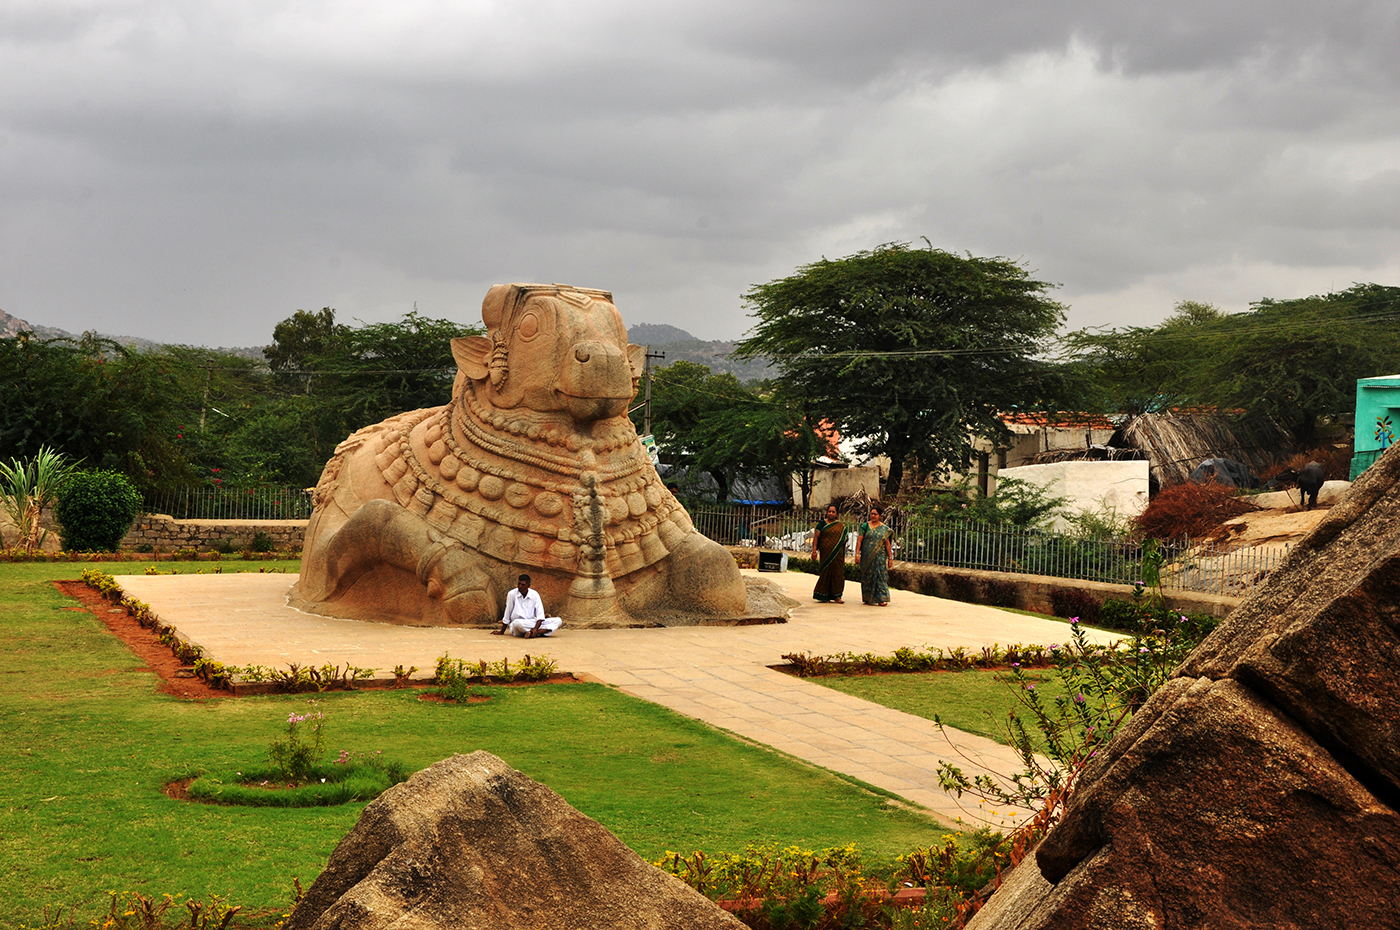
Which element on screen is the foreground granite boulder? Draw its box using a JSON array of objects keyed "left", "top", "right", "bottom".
[
  {"left": 286, "top": 752, "right": 745, "bottom": 930},
  {"left": 970, "top": 446, "right": 1400, "bottom": 929}
]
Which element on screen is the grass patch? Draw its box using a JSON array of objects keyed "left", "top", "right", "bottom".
[
  {"left": 810, "top": 670, "right": 1067, "bottom": 745},
  {"left": 187, "top": 757, "right": 412, "bottom": 807},
  {"left": 0, "top": 561, "right": 948, "bottom": 927}
]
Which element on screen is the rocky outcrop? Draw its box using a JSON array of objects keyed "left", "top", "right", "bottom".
[
  {"left": 970, "top": 445, "right": 1400, "bottom": 929},
  {"left": 285, "top": 752, "right": 746, "bottom": 930}
]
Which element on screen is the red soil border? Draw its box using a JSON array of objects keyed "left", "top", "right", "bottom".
[
  {"left": 53, "top": 579, "right": 582, "bottom": 699},
  {"left": 55, "top": 579, "right": 231, "bottom": 699}
]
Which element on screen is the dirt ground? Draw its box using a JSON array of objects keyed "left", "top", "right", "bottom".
[
  {"left": 1214, "top": 506, "right": 1331, "bottom": 548},
  {"left": 54, "top": 579, "right": 231, "bottom": 699}
]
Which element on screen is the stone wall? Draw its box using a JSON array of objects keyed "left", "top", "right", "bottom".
[
  {"left": 887, "top": 562, "right": 1236, "bottom": 619},
  {"left": 729, "top": 547, "right": 1239, "bottom": 619},
  {"left": 121, "top": 515, "right": 307, "bottom": 552}
]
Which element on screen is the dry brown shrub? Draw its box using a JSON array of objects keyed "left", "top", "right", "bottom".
[
  {"left": 1134, "top": 481, "right": 1255, "bottom": 540},
  {"left": 1257, "top": 446, "right": 1351, "bottom": 485}
]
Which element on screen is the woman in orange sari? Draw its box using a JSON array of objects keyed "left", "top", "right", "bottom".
[{"left": 811, "top": 504, "right": 847, "bottom": 603}]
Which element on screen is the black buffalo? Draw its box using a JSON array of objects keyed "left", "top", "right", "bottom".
[{"left": 1268, "top": 461, "right": 1325, "bottom": 509}]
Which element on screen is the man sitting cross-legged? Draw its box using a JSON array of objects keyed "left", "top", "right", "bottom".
[{"left": 490, "top": 573, "right": 564, "bottom": 639}]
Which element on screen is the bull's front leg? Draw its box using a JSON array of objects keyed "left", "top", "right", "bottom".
[{"left": 307, "top": 499, "right": 498, "bottom": 625}]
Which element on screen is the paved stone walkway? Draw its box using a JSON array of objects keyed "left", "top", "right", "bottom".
[{"left": 117, "top": 569, "right": 1118, "bottom": 828}]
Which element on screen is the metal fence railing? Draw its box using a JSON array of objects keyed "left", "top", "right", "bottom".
[
  {"left": 143, "top": 486, "right": 314, "bottom": 521},
  {"left": 688, "top": 504, "right": 1291, "bottom": 598}
]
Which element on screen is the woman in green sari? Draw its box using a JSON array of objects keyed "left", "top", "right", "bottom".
[
  {"left": 857, "top": 505, "right": 893, "bottom": 606},
  {"left": 811, "top": 504, "right": 848, "bottom": 603}
]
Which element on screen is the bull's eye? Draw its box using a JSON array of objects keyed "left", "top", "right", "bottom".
[{"left": 517, "top": 312, "right": 540, "bottom": 341}]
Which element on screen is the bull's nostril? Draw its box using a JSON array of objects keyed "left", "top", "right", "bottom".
[{"left": 575, "top": 347, "right": 591, "bottom": 363}]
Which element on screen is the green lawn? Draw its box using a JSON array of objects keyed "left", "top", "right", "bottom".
[
  {"left": 810, "top": 669, "right": 1067, "bottom": 745},
  {"left": 0, "top": 561, "right": 948, "bottom": 927}
]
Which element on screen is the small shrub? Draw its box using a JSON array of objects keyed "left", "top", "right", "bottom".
[
  {"left": 1047, "top": 587, "right": 1101, "bottom": 625},
  {"left": 54, "top": 469, "right": 141, "bottom": 552},
  {"left": 268, "top": 701, "right": 326, "bottom": 780},
  {"left": 251, "top": 531, "right": 277, "bottom": 553},
  {"left": 211, "top": 537, "right": 237, "bottom": 555},
  {"left": 1097, "top": 597, "right": 1145, "bottom": 632}
]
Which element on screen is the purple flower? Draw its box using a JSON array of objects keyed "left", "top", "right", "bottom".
[
  {"left": 1011, "top": 662, "right": 1020, "bottom": 668},
  {"left": 1074, "top": 693, "right": 1085, "bottom": 704},
  {"left": 1070, "top": 617, "right": 1080, "bottom": 625}
]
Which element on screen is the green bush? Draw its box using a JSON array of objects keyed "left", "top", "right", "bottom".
[{"left": 54, "top": 470, "right": 141, "bottom": 552}]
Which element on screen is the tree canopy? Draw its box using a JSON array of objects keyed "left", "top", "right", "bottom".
[
  {"left": 635, "top": 360, "right": 825, "bottom": 504},
  {"left": 0, "top": 309, "right": 482, "bottom": 494},
  {"left": 1062, "top": 284, "right": 1400, "bottom": 444},
  {"left": 735, "top": 242, "right": 1067, "bottom": 494}
]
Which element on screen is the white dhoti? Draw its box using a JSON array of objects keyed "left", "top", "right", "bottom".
[{"left": 506, "top": 616, "right": 563, "bottom": 637}]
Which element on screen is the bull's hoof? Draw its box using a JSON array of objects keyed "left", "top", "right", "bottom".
[{"left": 441, "top": 586, "right": 498, "bottom": 626}]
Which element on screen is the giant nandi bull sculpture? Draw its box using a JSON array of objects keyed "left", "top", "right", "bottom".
[{"left": 290, "top": 283, "right": 749, "bottom": 628}]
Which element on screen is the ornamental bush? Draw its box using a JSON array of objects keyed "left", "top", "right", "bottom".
[{"left": 55, "top": 470, "right": 141, "bottom": 552}]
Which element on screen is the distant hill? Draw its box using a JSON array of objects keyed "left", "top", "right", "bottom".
[
  {"left": 0, "top": 308, "right": 32, "bottom": 339},
  {"left": 627, "top": 323, "right": 774, "bottom": 383},
  {"left": 1, "top": 310, "right": 770, "bottom": 377},
  {"left": 0, "top": 309, "right": 267, "bottom": 360}
]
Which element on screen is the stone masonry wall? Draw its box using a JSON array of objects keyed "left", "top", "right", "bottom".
[
  {"left": 121, "top": 515, "right": 307, "bottom": 552},
  {"left": 728, "top": 546, "right": 1239, "bottom": 619}
]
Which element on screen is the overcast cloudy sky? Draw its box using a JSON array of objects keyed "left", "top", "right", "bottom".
[{"left": 3, "top": 0, "right": 1399, "bottom": 348}]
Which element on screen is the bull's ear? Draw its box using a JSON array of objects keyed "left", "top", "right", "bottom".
[
  {"left": 628, "top": 343, "right": 646, "bottom": 377},
  {"left": 452, "top": 336, "right": 492, "bottom": 381}
]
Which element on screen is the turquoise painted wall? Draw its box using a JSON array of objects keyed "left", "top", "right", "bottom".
[{"left": 1351, "top": 374, "right": 1400, "bottom": 479}]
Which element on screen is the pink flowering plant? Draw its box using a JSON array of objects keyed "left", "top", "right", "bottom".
[
  {"left": 268, "top": 701, "right": 327, "bottom": 781},
  {"left": 185, "top": 700, "right": 411, "bottom": 807}
]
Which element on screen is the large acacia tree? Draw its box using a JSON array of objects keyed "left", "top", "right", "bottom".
[
  {"left": 736, "top": 242, "right": 1066, "bottom": 494},
  {"left": 1064, "top": 284, "right": 1400, "bottom": 444}
]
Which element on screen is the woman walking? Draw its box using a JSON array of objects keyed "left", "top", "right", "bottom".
[
  {"left": 857, "top": 505, "right": 893, "bottom": 606},
  {"left": 811, "top": 504, "right": 848, "bottom": 603}
]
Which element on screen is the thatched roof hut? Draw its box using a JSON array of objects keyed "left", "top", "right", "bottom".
[
  {"left": 1115, "top": 412, "right": 1292, "bottom": 488},
  {"left": 1024, "top": 411, "right": 1292, "bottom": 489}
]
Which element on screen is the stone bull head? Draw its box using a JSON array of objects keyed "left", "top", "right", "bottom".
[
  {"left": 291, "top": 284, "right": 748, "bottom": 628},
  {"left": 455, "top": 283, "right": 644, "bottom": 423}
]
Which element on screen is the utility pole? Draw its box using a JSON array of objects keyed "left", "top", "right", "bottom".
[{"left": 642, "top": 348, "right": 665, "bottom": 436}]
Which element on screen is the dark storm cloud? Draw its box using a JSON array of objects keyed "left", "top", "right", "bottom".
[{"left": 2, "top": 0, "right": 1398, "bottom": 345}]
